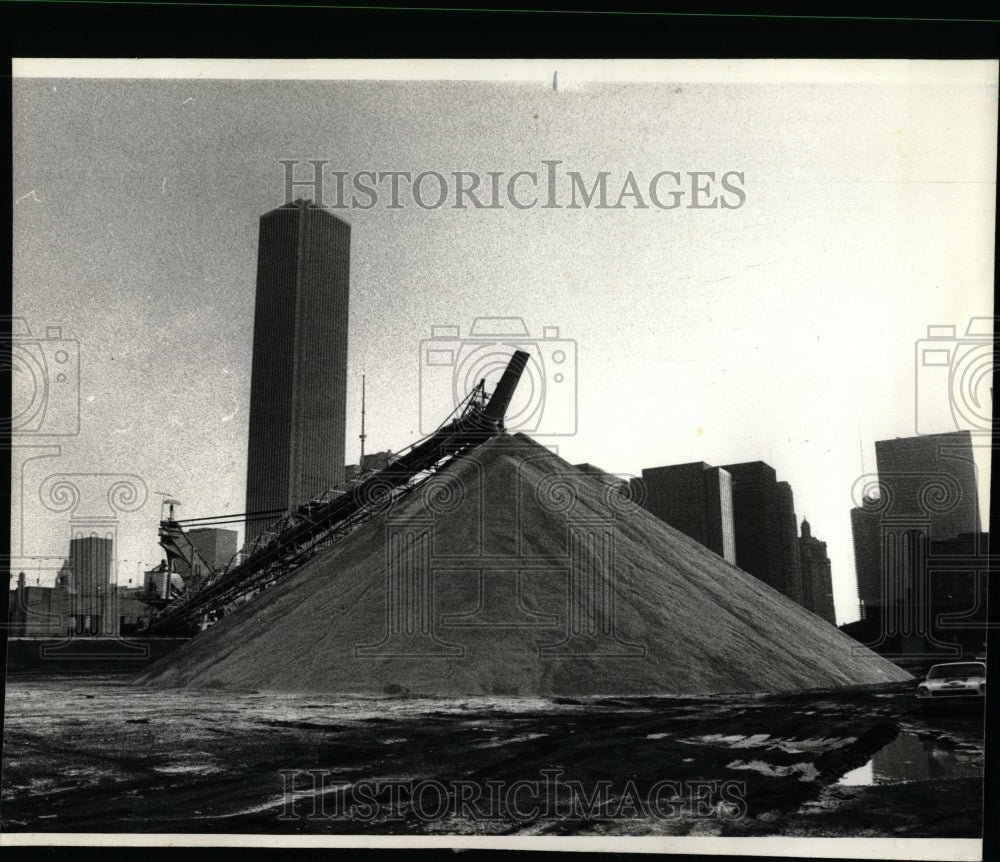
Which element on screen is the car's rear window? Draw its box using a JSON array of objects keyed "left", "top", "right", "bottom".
[{"left": 927, "top": 663, "right": 986, "bottom": 679}]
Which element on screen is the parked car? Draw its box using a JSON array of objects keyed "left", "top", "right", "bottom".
[{"left": 916, "top": 661, "right": 986, "bottom": 707}]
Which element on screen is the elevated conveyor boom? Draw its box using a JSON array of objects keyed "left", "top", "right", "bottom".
[{"left": 149, "top": 349, "right": 529, "bottom": 632}]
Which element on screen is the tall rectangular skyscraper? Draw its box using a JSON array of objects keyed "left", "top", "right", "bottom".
[
  {"left": 873, "top": 431, "right": 980, "bottom": 542},
  {"left": 851, "top": 494, "right": 883, "bottom": 619},
  {"left": 775, "top": 481, "right": 804, "bottom": 605},
  {"left": 721, "top": 462, "right": 777, "bottom": 589},
  {"left": 68, "top": 535, "right": 113, "bottom": 634},
  {"left": 636, "top": 462, "right": 736, "bottom": 563},
  {"left": 710, "top": 460, "right": 811, "bottom": 609},
  {"left": 849, "top": 430, "right": 981, "bottom": 633},
  {"left": 245, "top": 200, "right": 350, "bottom": 544}
]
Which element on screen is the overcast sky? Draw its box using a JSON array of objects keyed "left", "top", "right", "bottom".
[{"left": 11, "top": 60, "right": 997, "bottom": 623}]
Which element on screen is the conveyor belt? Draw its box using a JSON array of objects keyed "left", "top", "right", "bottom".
[{"left": 148, "top": 350, "right": 529, "bottom": 633}]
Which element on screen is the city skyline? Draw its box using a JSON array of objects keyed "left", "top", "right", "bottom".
[{"left": 10, "top": 59, "right": 996, "bottom": 625}]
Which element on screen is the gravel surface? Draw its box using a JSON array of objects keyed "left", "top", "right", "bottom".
[
  {"left": 138, "top": 434, "right": 909, "bottom": 695},
  {"left": 1, "top": 676, "right": 983, "bottom": 836}
]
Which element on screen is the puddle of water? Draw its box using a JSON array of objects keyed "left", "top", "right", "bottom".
[
  {"left": 839, "top": 761, "right": 874, "bottom": 786},
  {"left": 838, "top": 731, "right": 981, "bottom": 786}
]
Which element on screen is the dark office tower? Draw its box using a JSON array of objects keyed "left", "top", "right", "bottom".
[
  {"left": 637, "top": 462, "right": 736, "bottom": 563},
  {"left": 799, "top": 518, "right": 837, "bottom": 626},
  {"left": 245, "top": 200, "right": 350, "bottom": 544},
  {"left": 851, "top": 494, "right": 882, "bottom": 619},
  {"left": 776, "top": 481, "right": 804, "bottom": 606},
  {"left": 873, "top": 431, "right": 980, "bottom": 542},
  {"left": 928, "top": 531, "right": 989, "bottom": 631},
  {"left": 68, "top": 535, "right": 113, "bottom": 635},
  {"left": 721, "top": 461, "right": 787, "bottom": 595}
]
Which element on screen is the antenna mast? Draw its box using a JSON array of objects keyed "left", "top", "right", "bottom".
[{"left": 359, "top": 373, "right": 367, "bottom": 469}]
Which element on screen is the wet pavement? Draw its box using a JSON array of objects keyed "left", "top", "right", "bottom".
[{"left": 1, "top": 675, "right": 985, "bottom": 836}]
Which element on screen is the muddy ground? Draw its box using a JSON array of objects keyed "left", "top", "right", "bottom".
[{"left": 1, "top": 675, "right": 985, "bottom": 836}]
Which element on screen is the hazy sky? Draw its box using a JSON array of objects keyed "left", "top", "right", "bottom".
[{"left": 11, "top": 60, "right": 997, "bottom": 623}]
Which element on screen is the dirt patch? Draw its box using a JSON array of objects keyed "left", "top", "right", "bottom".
[{"left": 2, "top": 679, "right": 982, "bottom": 836}]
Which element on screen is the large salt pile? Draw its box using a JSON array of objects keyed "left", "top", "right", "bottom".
[{"left": 139, "top": 434, "right": 909, "bottom": 695}]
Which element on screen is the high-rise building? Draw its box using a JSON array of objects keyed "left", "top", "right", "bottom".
[
  {"left": 928, "top": 531, "right": 989, "bottom": 616},
  {"left": 720, "top": 461, "right": 787, "bottom": 594},
  {"left": 636, "top": 458, "right": 810, "bottom": 606},
  {"left": 68, "top": 535, "right": 113, "bottom": 635},
  {"left": 245, "top": 199, "right": 351, "bottom": 543},
  {"left": 776, "top": 481, "right": 804, "bottom": 605},
  {"left": 846, "top": 431, "right": 982, "bottom": 654},
  {"left": 635, "top": 462, "right": 736, "bottom": 563},
  {"left": 871, "top": 431, "right": 980, "bottom": 628},
  {"left": 799, "top": 518, "right": 837, "bottom": 625},
  {"left": 873, "top": 431, "right": 980, "bottom": 542},
  {"left": 851, "top": 493, "right": 883, "bottom": 619}
]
